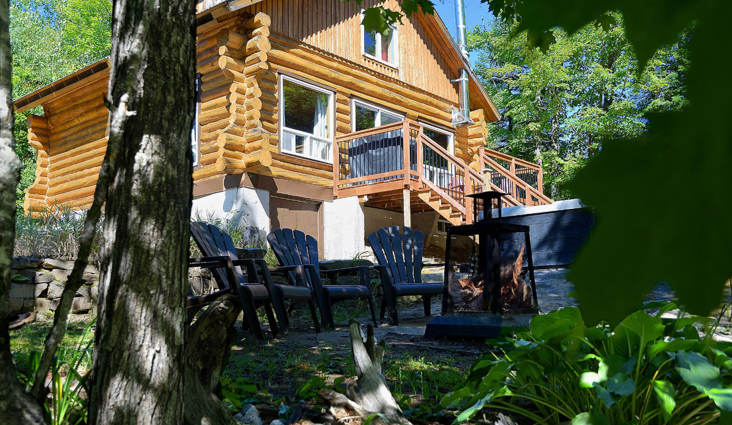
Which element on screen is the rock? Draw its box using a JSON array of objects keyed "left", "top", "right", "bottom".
[
  {"left": 10, "top": 282, "right": 34, "bottom": 299},
  {"left": 270, "top": 420, "right": 286, "bottom": 425},
  {"left": 42, "top": 258, "right": 75, "bottom": 271},
  {"left": 34, "top": 283, "right": 49, "bottom": 298},
  {"left": 71, "top": 297, "right": 92, "bottom": 314},
  {"left": 75, "top": 285, "right": 91, "bottom": 299},
  {"left": 35, "top": 298, "right": 54, "bottom": 314},
  {"left": 11, "top": 256, "right": 42, "bottom": 269},
  {"left": 234, "top": 404, "right": 262, "bottom": 425},
  {"left": 35, "top": 271, "right": 54, "bottom": 284},
  {"left": 47, "top": 281, "right": 65, "bottom": 299},
  {"left": 52, "top": 269, "right": 70, "bottom": 282},
  {"left": 83, "top": 265, "right": 99, "bottom": 282},
  {"left": 90, "top": 285, "right": 99, "bottom": 303}
]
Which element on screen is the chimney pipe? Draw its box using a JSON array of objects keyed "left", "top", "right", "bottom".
[{"left": 452, "top": 0, "right": 472, "bottom": 126}]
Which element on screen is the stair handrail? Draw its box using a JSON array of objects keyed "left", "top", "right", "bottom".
[
  {"left": 480, "top": 147, "right": 552, "bottom": 205},
  {"left": 483, "top": 147, "right": 544, "bottom": 193}
]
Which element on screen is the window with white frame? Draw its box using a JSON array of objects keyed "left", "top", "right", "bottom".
[
  {"left": 420, "top": 122, "right": 454, "bottom": 154},
  {"left": 280, "top": 76, "right": 334, "bottom": 162},
  {"left": 361, "top": 18, "right": 398, "bottom": 66},
  {"left": 191, "top": 73, "right": 201, "bottom": 166},
  {"left": 352, "top": 100, "right": 402, "bottom": 132}
]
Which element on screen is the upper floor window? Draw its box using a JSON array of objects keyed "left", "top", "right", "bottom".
[
  {"left": 280, "top": 75, "right": 333, "bottom": 163},
  {"left": 353, "top": 100, "right": 402, "bottom": 131},
  {"left": 191, "top": 73, "right": 201, "bottom": 166},
  {"left": 362, "top": 19, "right": 398, "bottom": 67}
]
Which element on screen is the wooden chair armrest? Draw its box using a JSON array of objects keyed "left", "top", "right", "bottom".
[
  {"left": 322, "top": 265, "right": 373, "bottom": 275},
  {"left": 188, "top": 256, "right": 230, "bottom": 268}
]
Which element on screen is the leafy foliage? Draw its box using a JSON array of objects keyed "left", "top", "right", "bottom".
[
  {"left": 443, "top": 306, "right": 732, "bottom": 424},
  {"left": 357, "top": 0, "right": 435, "bottom": 34},
  {"left": 469, "top": 16, "right": 688, "bottom": 199},
  {"left": 355, "top": 0, "right": 732, "bottom": 327},
  {"left": 14, "top": 204, "right": 103, "bottom": 260}
]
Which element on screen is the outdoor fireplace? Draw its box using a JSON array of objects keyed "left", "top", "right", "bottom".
[{"left": 425, "top": 191, "right": 539, "bottom": 339}]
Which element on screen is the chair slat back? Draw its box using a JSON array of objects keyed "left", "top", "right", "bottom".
[
  {"left": 267, "top": 228, "right": 320, "bottom": 288},
  {"left": 367, "top": 226, "right": 425, "bottom": 284},
  {"left": 190, "top": 222, "right": 248, "bottom": 291}
]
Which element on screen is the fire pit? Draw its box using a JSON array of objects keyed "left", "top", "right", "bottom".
[{"left": 425, "top": 191, "right": 539, "bottom": 339}]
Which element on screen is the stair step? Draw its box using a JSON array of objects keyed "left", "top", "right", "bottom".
[{"left": 450, "top": 211, "right": 462, "bottom": 218}]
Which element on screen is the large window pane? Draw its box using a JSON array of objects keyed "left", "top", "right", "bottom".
[
  {"left": 355, "top": 104, "right": 377, "bottom": 131},
  {"left": 281, "top": 77, "right": 333, "bottom": 162},
  {"left": 380, "top": 111, "right": 401, "bottom": 126},
  {"left": 364, "top": 30, "right": 377, "bottom": 57},
  {"left": 283, "top": 79, "right": 331, "bottom": 137}
]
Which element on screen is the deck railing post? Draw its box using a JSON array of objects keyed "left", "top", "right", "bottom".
[
  {"left": 537, "top": 166, "right": 544, "bottom": 195},
  {"left": 416, "top": 125, "right": 424, "bottom": 186},
  {"left": 402, "top": 120, "right": 410, "bottom": 189},
  {"left": 333, "top": 138, "right": 340, "bottom": 198},
  {"left": 479, "top": 146, "right": 486, "bottom": 191},
  {"left": 464, "top": 164, "right": 473, "bottom": 224}
]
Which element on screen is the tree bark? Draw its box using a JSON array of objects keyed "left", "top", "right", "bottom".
[
  {"left": 87, "top": 0, "right": 195, "bottom": 423},
  {"left": 184, "top": 295, "right": 241, "bottom": 425},
  {"left": 0, "top": 0, "right": 47, "bottom": 422},
  {"left": 321, "top": 321, "right": 412, "bottom": 425}
]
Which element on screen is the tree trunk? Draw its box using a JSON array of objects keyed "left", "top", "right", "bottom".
[
  {"left": 0, "top": 0, "right": 47, "bottom": 422},
  {"left": 321, "top": 321, "right": 412, "bottom": 425},
  {"left": 87, "top": 0, "right": 195, "bottom": 423},
  {"left": 184, "top": 295, "right": 241, "bottom": 425}
]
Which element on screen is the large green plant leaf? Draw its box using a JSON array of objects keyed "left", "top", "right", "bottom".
[
  {"left": 675, "top": 350, "right": 732, "bottom": 411},
  {"left": 529, "top": 307, "right": 584, "bottom": 341},
  {"left": 653, "top": 380, "right": 676, "bottom": 422}
]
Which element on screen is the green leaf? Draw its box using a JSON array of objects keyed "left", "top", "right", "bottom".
[
  {"left": 595, "top": 385, "right": 616, "bottom": 408},
  {"left": 675, "top": 351, "right": 721, "bottom": 392},
  {"left": 572, "top": 410, "right": 611, "bottom": 425},
  {"left": 529, "top": 307, "right": 584, "bottom": 341},
  {"left": 706, "top": 388, "right": 732, "bottom": 412},
  {"left": 581, "top": 372, "right": 602, "bottom": 388},
  {"left": 453, "top": 391, "right": 494, "bottom": 423},
  {"left": 607, "top": 373, "right": 635, "bottom": 396},
  {"left": 653, "top": 380, "right": 676, "bottom": 422}
]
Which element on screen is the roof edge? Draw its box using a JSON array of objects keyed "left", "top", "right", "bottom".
[{"left": 14, "top": 57, "right": 110, "bottom": 113}]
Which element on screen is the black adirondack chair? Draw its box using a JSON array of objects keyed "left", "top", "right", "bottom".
[
  {"left": 267, "top": 228, "right": 377, "bottom": 329},
  {"left": 190, "top": 222, "right": 320, "bottom": 339},
  {"left": 367, "top": 226, "right": 444, "bottom": 325}
]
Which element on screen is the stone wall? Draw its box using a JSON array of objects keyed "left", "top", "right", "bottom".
[{"left": 9, "top": 257, "right": 99, "bottom": 317}]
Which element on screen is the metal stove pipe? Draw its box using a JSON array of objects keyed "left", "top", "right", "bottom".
[{"left": 453, "top": 0, "right": 472, "bottom": 126}]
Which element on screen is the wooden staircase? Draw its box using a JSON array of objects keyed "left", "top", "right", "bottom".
[{"left": 333, "top": 121, "right": 551, "bottom": 226}]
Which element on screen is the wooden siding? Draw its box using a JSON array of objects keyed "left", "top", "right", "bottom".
[
  {"left": 21, "top": 5, "right": 493, "bottom": 213},
  {"left": 247, "top": 0, "right": 459, "bottom": 104},
  {"left": 27, "top": 70, "right": 110, "bottom": 212}
]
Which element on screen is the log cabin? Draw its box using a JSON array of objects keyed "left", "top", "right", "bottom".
[{"left": 13, "top": 0, "right": 550, "bottom": 259}]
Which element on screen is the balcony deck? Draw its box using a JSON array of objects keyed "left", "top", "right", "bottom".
[{"left": 333, "top": 121, "right": 551, "bottom": 225}]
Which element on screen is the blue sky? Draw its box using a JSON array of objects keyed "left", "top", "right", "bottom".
[{"left": 433, "top": 0, "right": 494, "bottom": 63}]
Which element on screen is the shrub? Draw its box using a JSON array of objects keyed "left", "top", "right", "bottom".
[
  {"left": 15, "top": 205, "right": 102, "bottom": 261},
  {"left": 443, "top": 304, "right": 732, "bottom": 424}
]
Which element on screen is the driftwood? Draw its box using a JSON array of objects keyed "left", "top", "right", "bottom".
[
  {"left": 184, "top": 295, "right": 242, "bottom": 425},
  {"left": 321, "top": 321, "right": 412, "bottom": 425}
]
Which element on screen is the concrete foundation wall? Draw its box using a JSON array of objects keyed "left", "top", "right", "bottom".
[
  {"left": 322, "top": 197, "right": 365, "bottom": 260},
  {"left": 192, "top": 186, "right": 271, "bottom": 243}
]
